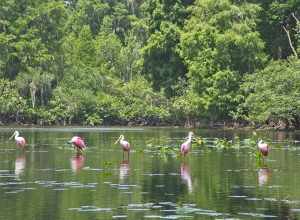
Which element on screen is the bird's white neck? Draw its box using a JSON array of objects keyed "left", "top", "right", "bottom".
[
  {"left": 187, "top": 133, "right": 193, "bottom": 142},
  {"left": 14, "top": 131, "right": 19, "bottom": 139}
]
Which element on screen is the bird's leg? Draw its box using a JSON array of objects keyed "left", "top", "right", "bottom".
[
  {"left": 123, "top": 151, "right": 125, "bottom": 160},
  {"left": 128, "top": 151, "right": 130, "bottom": 161},
  {"left": 77, "top": 148, "right": 83, "bottom": 155},
  {"left": 257, "top": 152, "right": 264, "bottom": 167},
  {"left": 179, "top": 153, "right": 183, "bottom": 160},
  {"left": 260, "top": 152, "right": 265, "bottom": 164},
  {"left": 262, "top": 156, "right": 266, "bottom": 166}
]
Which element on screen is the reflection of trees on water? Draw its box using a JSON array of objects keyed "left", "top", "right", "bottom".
[
  {"left": 266, "top": 202, "right": 298, "bottom": 220},
  {"left": 140, "top": 157, "right": 185, "bottom": 202}
]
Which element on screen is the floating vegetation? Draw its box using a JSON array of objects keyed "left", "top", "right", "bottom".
[
  {"left": 143, "top": 133, "right": 266, "bottom": 156},
  {"left": 192, "top": 137, "right": 205, "bottom": 146},
  {"left": 213, "top": 135, "right": 257, "bottom": 149},
  {"left": 243, "top": 138, "right": 257, "bottom": 148},
  {"left": 139, "top": 131, "right": 279, "bottom": 159},
  {"left": 104, "top": 161, "right": 113, "bottom": 168},
  {"left": 158, "top": 145, "right": 178, "bottom": 157},
  {"left": 102, "top": 161, "right": 113, "bottom": 176},
  {"left": 254, "top": 150, "right": 265, "bottom": 166},
  {"left": 145, "top": 143, "right": 178, "bottom": 158},
  {"left": 213, "top": 138, "right": 234, "bottom": 149}
]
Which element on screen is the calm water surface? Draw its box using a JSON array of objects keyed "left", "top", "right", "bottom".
[{"left": 0, "top": 127, "right": 300, "bottom": 220}]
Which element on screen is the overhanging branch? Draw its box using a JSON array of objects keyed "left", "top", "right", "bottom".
[{"left": 282, "top": 25, "right": 298, "bottom": 58}]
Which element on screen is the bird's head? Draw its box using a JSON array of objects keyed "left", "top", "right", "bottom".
[{"left": 188, "top": 131, "right": 194, "bottom": 139}]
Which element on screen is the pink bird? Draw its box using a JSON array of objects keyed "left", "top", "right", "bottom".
[
  {"left": 68, "top": 136, "right": 86, "bottom": 153},
  {"left": 180, "top": 131, "right": 194, "bottom": 156},
  {"left": 258, "top": 140, "right": 269, "bottom": 157},
  {"left": 115, "top": 135, "right": 130, "bottom": 159},
  {"left": 9, "top": 131, "right": 26, "bottom": 147}
]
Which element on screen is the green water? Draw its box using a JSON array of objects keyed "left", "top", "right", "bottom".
[{"left": 0, "top": 127, "right": 300, "bottom": 219}]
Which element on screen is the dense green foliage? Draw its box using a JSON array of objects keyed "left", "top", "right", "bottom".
[
  {"left": 0, "top": 0, "right": 299, "bottom": 128},
  {"left": 241, "top": 58, "right": 300, "bottom": 128}
]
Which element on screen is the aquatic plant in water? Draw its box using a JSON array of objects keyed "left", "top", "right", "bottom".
[
  {"left": 158, "top": 145, "right": 179, "bottom": 158},
  {"left": 103, "top": 161, "right": 113, "bottom": 176},
  {"left": 192, "top": 136, "right": 205, "bottom": 147},
  {"left": 213, "top": 138, "right": 234, "bottom": 149}
]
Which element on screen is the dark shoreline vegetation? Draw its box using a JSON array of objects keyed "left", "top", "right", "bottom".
[{"left": 0, "top": 1, "right": 300, "bottom": 129}]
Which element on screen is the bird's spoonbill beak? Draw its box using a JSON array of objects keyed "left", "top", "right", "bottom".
[
  {"left": 9, "top": 132, "right": 16, "bottom": 140},
  {"left": 114, "top": 136, "right": 122, "bottom": 144}
]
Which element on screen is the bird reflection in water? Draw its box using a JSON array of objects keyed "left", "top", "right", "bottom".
[
  {"left": 258, "top": 167, "right": 271, "bottom": 186},
  {"left": 70, "top": 153, "right": 85, "bottom": 173},
  {"left": 180, "top": 163, "right": 193, "bottom": 193},
  {"left": 15, "top": 153, "right": 26, "bottom": 178},
  {"left": 119, "top": 160, "right": 130, "bottom": 182}
]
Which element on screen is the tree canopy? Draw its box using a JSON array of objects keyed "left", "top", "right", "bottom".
[{"left": 0, "top": 0, "right": 299, "bottom": 129}]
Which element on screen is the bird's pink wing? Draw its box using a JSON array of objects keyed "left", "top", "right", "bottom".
[
  {"left": 77, "top": 138, "right": 86, "bottom": 148},
  {"left": 73, "top": 137, "right": 86, "bottom": 149},
  {"left": 16, "top": 137, "right": 26, "bottom": 146},
  {"left": 181, "top": 143, "right": 187, "bottom": 153},
  {"left": 121, "top": 141, "right": 130, "bottom": 151}
]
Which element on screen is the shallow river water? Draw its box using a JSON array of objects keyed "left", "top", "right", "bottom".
[{"left": 0, "top": 127, "right": 300, "bottom": 220}]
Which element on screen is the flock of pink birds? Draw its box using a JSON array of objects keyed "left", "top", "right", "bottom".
[{"left": 9, "top": 130, "right": 270, "bottom": 158}]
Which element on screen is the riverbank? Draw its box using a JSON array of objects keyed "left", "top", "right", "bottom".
[
  {"left": 1, "top": 114, "right": 298, "bottom": 131},
  {"left": 0, "top": 120, "right": 295, "bottom": 131}
]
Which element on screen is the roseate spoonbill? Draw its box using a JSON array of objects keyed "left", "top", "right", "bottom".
[
  {"left": 68, "top": 136, "right": 86, "bottom": 153},
  {"left": 9, "top": 131, "right": 26, "bottom": 147},
  {"left": 180, "top": 163, "right": 193, "bottom": 193},
  {"left": 115, "top": 135, "right": 130, "bottom": 159},
  {"left": 180, "top": 131, "right": 194, "bottom": 156},
  {"left": 258, "top": 139, "right": 269, "bottom": 157},
  {"left": 71, "top": 154, "right": 85, "bottom": 173}
]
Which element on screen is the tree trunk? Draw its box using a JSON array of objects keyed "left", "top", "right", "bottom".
[
  {"left": 30, "top": 82, "right": 37, "bottom": 108},
  {"left": 41, "top": 86, "right": 44, "bottom": 106}
]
